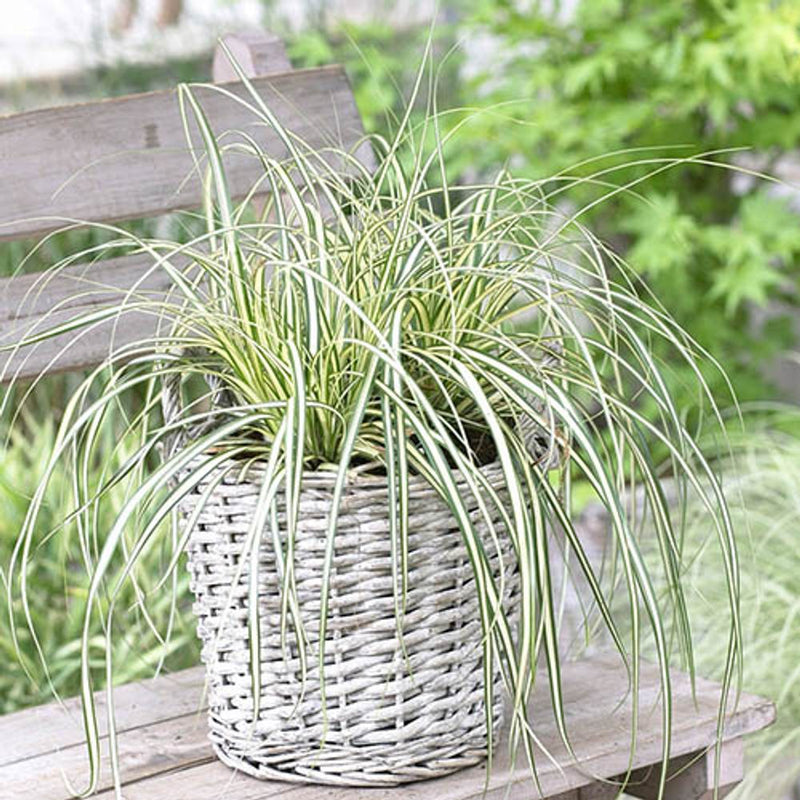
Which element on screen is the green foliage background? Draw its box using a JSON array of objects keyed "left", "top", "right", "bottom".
[{"left": 287, "top": 0, "right": 800, "bottom": 410}]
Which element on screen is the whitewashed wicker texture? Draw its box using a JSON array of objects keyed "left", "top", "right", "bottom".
[{"left": 182, "top": 461, "right": 519, "bottom": 786}]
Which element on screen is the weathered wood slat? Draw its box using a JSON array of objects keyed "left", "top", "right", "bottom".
[
  {"left": 625, "top": 738, "right": 744, "bottom": 800},
  {"left": 2, "top": 712, "right": 212, "bottom": 799},
  {"left": 4, "top": 655, "right": 774, "bottom": 800},
  {"left": 0, "top": 65, "right": 366, "bottom": 243},
  {"left": 0, "top": 253, "right": 171, "bottom": 323},
  {"left": 0, "top": 666, "right": 205, "bottom": 768},
  {"left": 0, "top": 252, "right": 176, "bottom": 382},
  {"left": 212, "top": 31, "right": 292, "bottom": 83},
  {"left": 0, "top": 303, "right": 155, "bottom": 382},
  {"left": 0, "top": 46, "right": 370, "bottom": 382},
  {"left": 92, "top": 762, "right": 291, "bottom": 800}
]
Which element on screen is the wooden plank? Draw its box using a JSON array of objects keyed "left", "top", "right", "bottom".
[
  {"left": 0, "top": 252, "right": 175, "bottom": 382},
  {"left": 258, "top": 660, "right": 771, "bottom": 800},
  {"left": 0, "top": 253, "right": 171, "bottom": 323},
  {"left": 93, "top": 762, "right": 293, "bottom": 800},
  {"left": 5, "top": 655, "right": 775, "bottom": 800},
  {"left": 0, "top": 65, "right": 368, "bottom": 242},
  {"left": 0, "top": 666, "right": 205, "bottom": 768},
  {"left": 0, "top": 302, "right": 156, "bottom": 382},
  {"left": 212, "top": 31, "right": 292, "bottom": 82},
  {"left": 2, "top": 713, "right": 213, "bottom": 799},
  {"left": 0, "top": 30, "right": 360, "bottom": 383},
  {"left": 89, "top": 767, "right": 613, "bottom": 800},
  {"left": 625, "top": 738, "right": 745, "bottom": 800}
]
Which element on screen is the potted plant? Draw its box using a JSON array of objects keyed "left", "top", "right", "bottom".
[{"left": 6, "top": 58, "right": 741, "bottom": 794}]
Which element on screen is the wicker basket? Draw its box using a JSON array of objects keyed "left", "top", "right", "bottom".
[{"left": 179, "top": 460, "right": 520, "bottom": 786}]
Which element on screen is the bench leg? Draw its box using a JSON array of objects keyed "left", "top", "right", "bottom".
[
  {"left": 550, "top": 784, "right": 624, "bottom": 799},
  {"left": 623, "top": 738, "right": 744, "bottom": 800}
]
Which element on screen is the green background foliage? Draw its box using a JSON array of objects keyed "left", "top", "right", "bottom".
[
  {"left": 451, "top": 0, "right": 800, "bottom": 408},
  {"left": 0, "top": 380, "right": 199, "bottom": 713},
  {"left": 287, "top": 0, "right": 800, "bottom": 410},
  {"left": 645, "top": 413, "right": 800, "bottom": 798}
]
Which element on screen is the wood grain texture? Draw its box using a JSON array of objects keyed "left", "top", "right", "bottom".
[
  {"left": 0, "top": 251, "right": 175, "bottom": 382},
  {"left": 0, "top": 65, "right": 367, "bottom": 242},
  {"left": 4, "top": 654, "right": 775, "bottom": 800},
  {"left": 0, "top": 667, "right": 205, "bottom": 768},
  {"left": 0, "top": 36, "right": 373, "bottom": 382},
  {"left": 625, "top": 738, "right": 745, "bottom": 800},
  {"left": 212, "top": 31, "right": 292, "bottom": 82},
  {"left": 2, "top": 711, "right": 212, "bottom": 799}
]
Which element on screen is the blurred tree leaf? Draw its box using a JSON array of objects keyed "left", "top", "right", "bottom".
[
  {"left": 622, "top": 193, "right": 698, "bottom": 277},
  {"left": 450, "top": 0, "right": 800, "bottom": 405}
]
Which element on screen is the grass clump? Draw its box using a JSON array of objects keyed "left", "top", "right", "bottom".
[{"left": 3, "top": 50, "right": 742, "bottom": 798}]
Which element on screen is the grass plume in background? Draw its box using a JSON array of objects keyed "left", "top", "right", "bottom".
[{"left": 643, "top": 409, "right": 800, "bottom": 799}]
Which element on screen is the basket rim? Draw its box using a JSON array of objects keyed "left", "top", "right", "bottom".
[{"left": 186, "top": 453, "right": 508, "bottom": 493}]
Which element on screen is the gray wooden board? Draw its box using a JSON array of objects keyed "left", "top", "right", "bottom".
[
  {"left": 2, "top": 654, "right": 775, "bottom": 800},
  {"left": 0, "top": 667, "right": 205, "bottom": 768},
  {"left": 0, "top": 65, "right": 368, "bottom": 242},
  {"left": 212, "top": 32, "right": 292, "bottom": 82},
  {"left": 0, "top": 251, "right": 179, "bottom": 382}
]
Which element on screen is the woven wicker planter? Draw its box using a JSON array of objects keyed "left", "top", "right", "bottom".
[{"left": 180, "top": 459, "right": 519, "bottom": 786}]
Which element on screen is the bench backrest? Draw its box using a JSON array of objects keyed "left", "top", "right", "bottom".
[{"left": 0, "top": 31, "right": 367, "bottom": 383}]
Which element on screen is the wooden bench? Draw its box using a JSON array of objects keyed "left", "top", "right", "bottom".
[
  {"left": 0, "top": 29, "right": 776, "bottom": 800},
  {"left": 0, "top": 656, "right": 775, "bottom": 799},
  {"left": 0, "top": 30, "right": 368, "bottom": 380}
]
